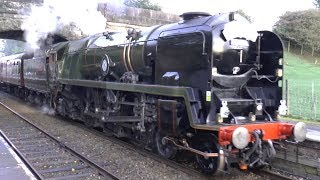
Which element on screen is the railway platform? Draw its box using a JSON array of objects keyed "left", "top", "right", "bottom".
[
  {"left": 0, "top": 132, "right": 35, "bottom": 180},
  {"left": 307, "top": 129, "right": 320, "bottom": 142},
  {"left": 281, "top": 119, "right": 320, "bottom": 142}
]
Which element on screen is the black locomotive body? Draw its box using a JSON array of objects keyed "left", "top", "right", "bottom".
[{"left": 0, "top": 12, "right": 307, "bottom": 174}]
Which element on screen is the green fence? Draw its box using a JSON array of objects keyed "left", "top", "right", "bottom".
[{"left": 285, "top": 79, "right": 320, "bottom": 120}]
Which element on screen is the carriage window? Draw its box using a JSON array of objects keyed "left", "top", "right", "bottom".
[
  {"left": 18, "top": 62, "right": 20, "bottom": 74},
  {"left": 0, "top": 39, "right": 26, "bottom": 56}
]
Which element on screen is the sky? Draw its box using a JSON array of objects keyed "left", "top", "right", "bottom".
[{"left": 150, "top": 0, "right": 315, "bottom": 30}]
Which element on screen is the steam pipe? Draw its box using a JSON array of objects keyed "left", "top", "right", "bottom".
[
  {"left": 267, "top": 139, "right": 276, "bottom": 157},
  {"left": 245, "top": 131, "right": 260, "bottom": 160},
  {"left": 256, "top": 34, "right": 261, "bottom": 70},
  {"left": 197, "top": 31, "right": 207, "bottom": 55}
]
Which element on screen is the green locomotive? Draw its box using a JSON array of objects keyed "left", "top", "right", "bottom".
[{"left": 0, "top": 12, "right": 307, "bottom": 174}]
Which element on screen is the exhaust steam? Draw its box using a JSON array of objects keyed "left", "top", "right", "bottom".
[{"left": 20, "top": 0, "right": 108, "bottom": 49}]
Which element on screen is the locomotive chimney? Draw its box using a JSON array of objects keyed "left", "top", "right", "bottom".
[
  {"left": 179, "top": 12, "right": 211, "bottom": 21},
  {"left": 229, "top": 12, "right": 235, "bottom": 21}
]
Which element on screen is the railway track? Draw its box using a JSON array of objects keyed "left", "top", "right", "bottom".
[
  {"left": 0, "top": 95, "right": 208, "bottom": 180},
  {"left": 0, "top": 102, "right": 119, "bottom": 180},
  {"left": 252, "top": 169, "right": 295, "bottom": 180},
  {"left": 40, "top": 111, "right": 301, "bottom": 180},
  {"left": 271, "top": 140, "right": 320, "bottom": 180},
  {"left": 0, "top": 92, "right": 313, "bottom": 180},
  {"left": 74, "top": 124, "right": 302, "bottom": 180},
  {"left": 61, "top": 118, "right": 207, "bottom": 178}
]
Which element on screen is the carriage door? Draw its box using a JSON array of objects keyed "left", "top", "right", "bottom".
[
  {"left": 19, "top": 59, "right": 24, "bottom": 86},
  {"left": 47, "top": 50, "right": 57, "bottom": 89}
]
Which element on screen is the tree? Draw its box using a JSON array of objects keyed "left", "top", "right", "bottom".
[
  {"left": 314, "top": 0, "right": 320, "bottom": 8},
  {"left": 273, "top": 10, "right": 320, "bottom": 50},
  {"left": 124, "top": 0, "right": 162, "bottom": 11},
  {"left": 237, "top": 9, "right": 253, "bottom": 23}
]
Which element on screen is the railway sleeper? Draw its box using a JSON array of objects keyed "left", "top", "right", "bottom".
[
  {"left": 10, "top": 137, "right": 52, "bottom": 145},
  {"left": 46, "top": 172, "right": 101, "bottom": 180},
  {"left": 0, "top": 125, "right": 27, "bottom": 129},
  {"left": 33, "top": 159, "right": 81, "bottom": 168},
  {"left": 23, "top": 149, "right": 67, "bottom": 157},
  {"left": 8, "top": 135, "right": 48, "bottom": 141},
  {"left": 12, "top": 142, "right": 56, "bottom": 148},
  {"left": 18, "top": 145, "right": 59, "bottom": 153},
  {"left": 37, "top": 164, "right": 89, "bottom": 174},
  {"left": 4, "top": 130, "right": 43, "bottom": 136},
  {"left": 27, "top": 154, "right": 75, "bottom": 162}
]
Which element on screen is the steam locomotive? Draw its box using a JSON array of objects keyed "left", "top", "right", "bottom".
[{"left": 0, "top": 12, "right": 307, "bottom": 174}]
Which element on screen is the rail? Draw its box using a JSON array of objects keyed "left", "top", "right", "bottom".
[
  {"left": 0, "top": 101, "right": 119, "bottom": 180},
  {"left": 0, "top": 130, "right": 43, "bottom": 179},
  {"left": 1, "top": 92, "right": 319, "bottom": 179}
]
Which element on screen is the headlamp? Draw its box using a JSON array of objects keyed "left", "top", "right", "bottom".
[
  {"left": 232, "top": 127, "right": 249, "bottom": 149},
  {"left": 294, "top": 122, "right": 307, "bottom": 142}
]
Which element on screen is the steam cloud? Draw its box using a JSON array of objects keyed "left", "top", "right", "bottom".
[
  {"left": 21, "top": 0, "right": 108, "bottom": 49},
  {"left": 41, "top": 105, "right": 56, "bottom": 116}
]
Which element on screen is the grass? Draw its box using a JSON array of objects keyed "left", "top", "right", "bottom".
[
  {"left": 284, "top": 52, "right": 320, "bottom": 80},
  {"left": 282, "top": 115, "right": 320, "bottom": 125},
  {"left": 283, "top": 52, "right": 320, "bottom": 122}
]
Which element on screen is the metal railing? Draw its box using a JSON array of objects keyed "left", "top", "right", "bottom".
[{"left": 284, "top": 79, "right": 320, "bottom": 120}]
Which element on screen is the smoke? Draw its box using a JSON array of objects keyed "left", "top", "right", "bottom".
[
  {"left": 41, "top": 105, "right": 56, "bottom": 116},
  {"left": 102, "top": 0, "right": 125, "bottom": 7},
  {"left": 21, "top": 0, "right": 108, "bottom": 49}
]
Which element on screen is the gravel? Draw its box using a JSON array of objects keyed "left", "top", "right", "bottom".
[{"left": 0, "top": 91, "right": 264, "bottom": 180}]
